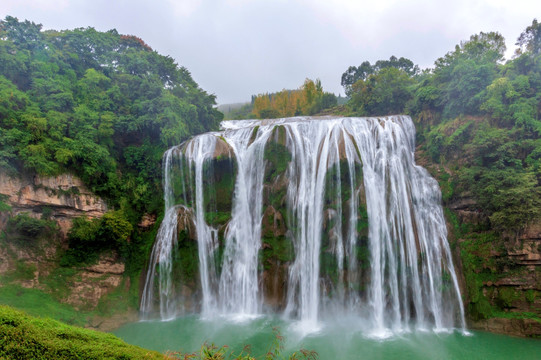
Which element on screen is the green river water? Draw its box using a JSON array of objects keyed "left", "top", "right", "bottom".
[{"left": 114, "top": 315, "right": 541, "bottom": 359}]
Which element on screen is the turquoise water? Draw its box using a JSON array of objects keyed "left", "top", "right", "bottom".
[{"left": 114, "top": 315, "right": 541, "bottom": 359}]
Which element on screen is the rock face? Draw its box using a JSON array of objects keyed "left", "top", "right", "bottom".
[
  {"left": 452, "top": 207, "right": 541, "bottom": 337},
  {"left": 416, "top": 146, "right": 541, "bottom": 338},
  {"left": 0, "top": 171, "right": 107, "bottom": 238},
  {"left": 0, "top": 171, "right": 128, "bottom": 317},
  {"left": 65, "top": 253, "right": 126, "bottom": 309},
  {"left": 448, "top": 194, "right": 488, "bottom": 225},
  {"left": 471, "top": 317, "right": 541, "bottom": 337}
]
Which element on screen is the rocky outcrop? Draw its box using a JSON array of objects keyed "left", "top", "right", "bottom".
[
  {"left": 448, "top": 194, "right": 488, "bottom": 225},
  {"left": 138, "top": 213, "right": 157, "bottom": 230},
  {"left": 448, "top": 200, "right": 541, "bottom": 337},
  {"left": 416, "top": 146, "right": 541, "bottom": 337},
  {"left": 471, "top": 317, "right": 541, "bottom": 337},
  {"left": 65, "top": 253, "right": 126, "bottom": 309},
  {"left": 213, "top": 136, "right": 235, "bottom": 159},
  {"left": 0, "top": 171, "right": 130, "bottom": 321},
  {"left": 0, "top": 171, "right": 107, "bottom": 237}
]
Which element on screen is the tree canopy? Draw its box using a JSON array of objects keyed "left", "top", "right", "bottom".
[
  {"left": 0, "top": 16, "right": 222, "bottom": 215},
  {"left": 248, "top": 79, "right": 337, "bottom": 119},
  {"left": 342, "top": 20, "right": 541, "bottom": 234}
]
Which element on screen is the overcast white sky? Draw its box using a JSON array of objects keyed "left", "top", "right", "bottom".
[{"left": 1, "top": 0, "right": 540, "bottom": 104}]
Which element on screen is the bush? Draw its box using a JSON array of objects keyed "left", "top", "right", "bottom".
[
  {"left": 62, "top": 210, "right": 132, "bottom": 266},
  {"left": 7, "top": 213, "right": 49, "bottom": 237}
]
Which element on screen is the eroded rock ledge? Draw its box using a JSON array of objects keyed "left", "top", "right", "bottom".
[
  {"left": 0, "top": 171, "right": 130, "bottom": 325},
  {"left": 0, "top": 171, "right": 107, "bottom": 237}
]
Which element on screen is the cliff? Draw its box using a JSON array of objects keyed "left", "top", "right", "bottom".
[
  {"left": 417, "top": 148, "right": 541, "bottom": 338},
  {"left": 0, "top": 171, "right": 107, "bottom": 236},
  {"left": 0, "top": 171, "right": 134, "bottom": 329}
]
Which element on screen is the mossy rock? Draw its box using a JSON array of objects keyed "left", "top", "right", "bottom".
[
  {"left": 261, "top": 206, "right": 287, "bottom": 238},
  {"left": 263, "top": 126, "right": 292, "bottom": 183},
  {"left": 172, "top": 229, "right": 199, "bottom": 285},
  {"left": 497, "top": 287, "right": 519, "bottom": 309},
  {"left": 202, "top": 157, "right": 237, "bottom": 219},
  {"left": 469, "top": 294, "right": 494, "bottom": 320},
  {"left": 260, "top": 235, "right": 293, "bottom": 270}
]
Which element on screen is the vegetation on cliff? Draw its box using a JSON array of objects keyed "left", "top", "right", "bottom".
[
  {"left": 341, "top": 19, "right": 541, "bottom": 329},
  {"left": 0, "top": 16, "right": 221, "bottom": 327},
  {"left": 0, "top": 15, "right": 222, "bottom": 298}
]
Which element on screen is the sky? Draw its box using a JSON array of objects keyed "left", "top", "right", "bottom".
[{"left": 1, "top": 0, "right": 540, "bottom": 104}]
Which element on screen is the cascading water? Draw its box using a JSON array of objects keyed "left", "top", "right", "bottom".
[{"left": 141, "top": 115, "right": 466, "bottom": 334}]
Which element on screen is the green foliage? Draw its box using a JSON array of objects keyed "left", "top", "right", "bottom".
[
  {"left": 0, "top": 15, "right": 222, "bottom": 212},
  {"left": 62, "top": 211, "right": 132, "bottom": 266},
  {"left": 0, "top": 305, "right": 165, "bottom": 359},
  {"left": 525, "top": 289, "right": 537, "bottom": 303},
  {"left": 433, "top": 31, "right": 505, "bottom": 118},
  {"left": 0, "top": 286, "right": 89, "bottom": 326},
  {"left": 341, "top": 56, "right": 419, "bottom": 97},
  {"left": 202, "top": 157, "right": 237, "bottom": 218},
  {"left": 167, "top": 328, "right": 318, "bottom": 360},
  {"left": 460, "top": 168, "right": 541, "bottom": 232},
  {"left": 173, "top": 231, "right": 199, "bottom": 282},
  {"left": 124, "top": 212, "right": 164, "bottom": 278},
  {"left": 348, "top": 67, "right": 414, "bottom": 116},
  {"left": 497, "top": 287, "right": 519, "bottom": 308},
  {"left": 516, "top": 18, "right": 541, "bottom": 56},
  {"left": 205, "top": 212, "right": 232, "bottom": 227},
  {"left": 100, "top": 210, "right": 133, "bottom": 244},
  {"left": 6, "top": 213, "right": 48, "bottom": 237},
  {"left": 459, "top": 232, "right": 502, "bottom": 319},
  {"left": 264, "top": 133, "right": 292, "bottom": 182},
  {"left": 469, "top": 295, "right": 494, "bottom": 321},
  {"left": 261, "top": 236, "right": 293, "bottom": 270}
]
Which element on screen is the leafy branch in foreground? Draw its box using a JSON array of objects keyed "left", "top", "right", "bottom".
[{"left": 166, "top": 328, "right": 318, "bottom": 360}]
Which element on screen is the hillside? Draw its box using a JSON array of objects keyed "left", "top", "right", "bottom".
[
  {"left": 0, "top": 16, "right": 221, "bottom": 325},
  {"left": 0, "top": 305, "right": 167, "bottom": 359}
]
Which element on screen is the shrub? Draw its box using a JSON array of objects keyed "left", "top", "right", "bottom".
[{"left": 7, "top": 213, "right": 49, "bottom": 237}]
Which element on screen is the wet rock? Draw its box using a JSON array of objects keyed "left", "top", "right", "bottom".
[
  {"left": 213, "top": 136, "right": 235, "bottom": 159},
  {"left": 261, "top": 262, "right": 288, "bottom": 311},
  {"left": 177, "top": 206, "right": 197, "bottom": 241},
  {"left": 262, "top": 206, "right": 287, "bottom": 238},
  {"left": 471, "top": 317, "right": 541, "bottom": 338},
  {"left": 138, "top": 213, "right": 157, "bottom": 230}
]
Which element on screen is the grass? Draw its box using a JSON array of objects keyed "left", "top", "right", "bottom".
[
  {"left": 0, "top": 284, "right": 90, "bottom": 326},
  {"left": 0, "top": 306, "right": 318, "bottom": 360},
  {"left": 0, "top": 305, "right": 165, "bottom": 359}
]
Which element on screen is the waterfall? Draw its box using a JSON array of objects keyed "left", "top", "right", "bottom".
[{"left": 141, "top": 115, "right": 466, "bottom": 333}]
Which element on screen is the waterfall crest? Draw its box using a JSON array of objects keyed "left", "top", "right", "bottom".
[{"left": 141, "top": 115, "right": 466, "bottom": 333}]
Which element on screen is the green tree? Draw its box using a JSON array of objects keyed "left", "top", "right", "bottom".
[
  {"left": 516, "top": 18, "right": 541, "bottom": 56},
  {"left": 348, "top": 67, "right": 414, "bottom": 116},
  {"left": 433, "top": 32, "right": 506, "bottom": 118}
]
